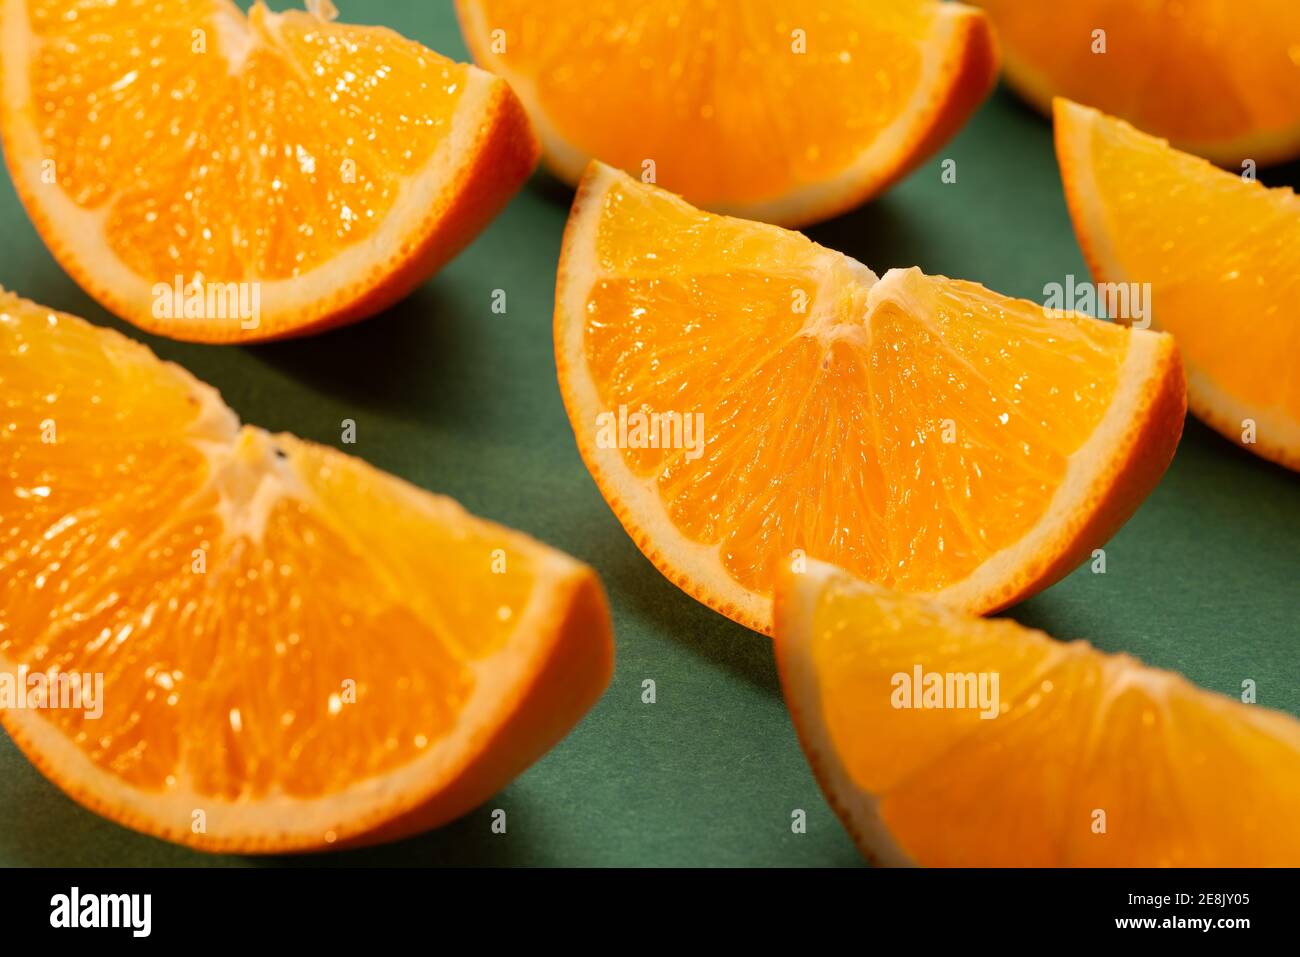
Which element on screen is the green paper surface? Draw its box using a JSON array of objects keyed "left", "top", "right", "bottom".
[{"left": 0, "top": 1, "right": 1296, "bottom": 868}]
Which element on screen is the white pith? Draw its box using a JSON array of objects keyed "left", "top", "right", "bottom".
[
  {"left": 459, "top": 0, "right": 985, "bottom": 226},
  {"left": 0, "top": 0, "right": 507, "bottom": 337},
  {"left": 212, "top": 0, "right": 256, "bottom": 74},
  {"left": 558, "top": 164, "right": 1175, "bottom": 633}
]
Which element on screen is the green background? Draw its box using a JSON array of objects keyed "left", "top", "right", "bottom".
[{"left": 1, "top": 1, "right": 1296, "bottom": 868}]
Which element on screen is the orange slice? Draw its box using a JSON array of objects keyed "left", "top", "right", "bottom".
[
  {"left": 1056, "top": 98, "right": 1300, "bottom": 472},
  {"left": 0, "top": 289, "right": 613, "bottom": 852},
  {"left": 0, "top": 0, "right": 539, "bottom": 343},
  {"left": 971, "top": 0, "right": 1300, "bottom": 166},
  {"left": 775, "top": 560, "right": 1300, "bottom": 866},
  {"left": 554, "top": 163, "right": 1185, "bottom": 635},
  {"left": 455, "top": 0, "right": 997, "bottom": 227}
]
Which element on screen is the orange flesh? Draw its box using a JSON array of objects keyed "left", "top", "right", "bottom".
[
  {"left": 0, "top": 292, "right": 536, "bottom": 799},
  {"left": 465, "top": 0, "right": 938, "bottom": 205},
  {"left": 584, "top": 177, "right": 1130, "bottom": 595},
  {"left": 804, "top": 576, "right": 1300, "bottom": 866},
  {"left": 973, "top": 0, "right": 1300, "bottom": 154},
  {"left": 27, "top": 0, "right": 466, "bottom": 280},
  {"left": 1070, "top": 106, "right": 1300, "bottom": 417}
]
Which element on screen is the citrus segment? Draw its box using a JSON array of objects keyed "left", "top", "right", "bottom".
[
  {"left": 555, "top": 163, "right": 1185, "bottom": 634},
  {"left": 972, "top": 0, "right": 1300, "bottom": 165},
  {"left": 456, "top": 0, "right": 997, "bottom": 226},
  {"left": 0, "top": 289, "right": 613, "bottom": 851},
  {"left": 775, "top": 560, "right": 1300, "bottom": 866},
  {"left": 1056, "top": 98, "right": 1300, "bottom": 471},
  {"left": 0, "top": 0, "right": 540, "bottom": 342}
]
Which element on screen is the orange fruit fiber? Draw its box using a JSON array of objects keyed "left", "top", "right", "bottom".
[
  {"left": 554, "top": 163, "right": 1185, "bottom": 635},
  {"left": 1057, "top": 98, "right": 1300, "bottom": 471},
  {"left": 457, "top": 0, "right": 998, "bottom": 226},
  {"left": 973, "top": 0, "right": 1300, "bottom": 166},
  {"left": 776, "top": 561, "right": 1300, "bottom": 866},
  {"left": 0, "top": 289, "right": 614, "bottom": 852},
  {"left": 0, "top": 0, "right": 539, "bottom": 342}
]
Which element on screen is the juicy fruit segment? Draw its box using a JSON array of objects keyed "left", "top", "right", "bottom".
[
  {"left": 557, "top": 163, "right": 1183, "bottom": 633},
  {"left": 457, "top": 0, "right": 997, "bottom": 225},
  {"left": 1056, "top": 98, "right": 1300, "bottom": 470},
  {"left": 588, "top": 235, "right": 1121, "bottom": 592},
  {"left": 0, "top": 290, "right": 612, "bottom": 848},
  {"left": 972, "top": 0, "right": 1300, "bottom": 165},
  {"left": 775, "top": 562, "right": 1300, "bottom": 866},
  {"left": 1, "top": 0, "right": 539, "bottom": 341},
  {"left": 459, "top": 0, "right": 925, "bottom": 200},
  {"left": 30, "top": 0, "right": 460, "bottom": 280}
]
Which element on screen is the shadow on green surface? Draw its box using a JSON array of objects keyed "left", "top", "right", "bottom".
[
  {"left": 805, "top": 83, "right": 1065, "bottom": 291},
  {"left": 805, "top": 195, "right": 934, "bottom": 273},
  {"left": 254, "top": 792, "right": 543, "bottom": 867},
  {"left": 242, "top": 283, "right": 476, "bottom": 427},
  {"left": 599, "top": 537, "right": 783, "bottom": 699},
  {"left": 525, "top": 167, "right": 578, "bottom": 211},
  {"left": 0, "top": 742, "right": 213, "bottom": 867},
  {"left": 1006, "top": 413, "right": 1300, "bottom": 665},
  {"left": 1178, "top": 415, "right": 1300, "bottom": 482}
]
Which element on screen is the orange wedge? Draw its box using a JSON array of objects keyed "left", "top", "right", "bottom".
[
  {"left": 972, "top": 0, "right": 1300, "bottom": 166},
  {"left": 554, "top": 163, "right": 1185, "bottom": 635},
  {"left": 0, "top": 0, "right": 539, "bottom": 343},
  {"left": 456, "top": 0, "right": 997, "bottom": 227},
  {"left": 1056, "top": 98, "right": 1300, "bottom": 472},
  {"left": 775, "top": 560, "right": 1300, "bottom": 866},
  {"left": 0, "top": 289, "right": 613, "bottom": 852}
]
